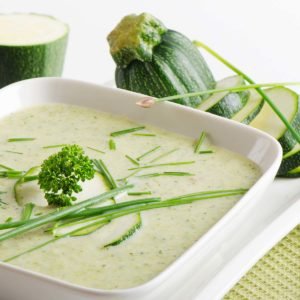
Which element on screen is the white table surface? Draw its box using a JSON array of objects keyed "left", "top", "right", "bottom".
[{"left": 1, "top": 1, "right": 300, "bottom": 298}]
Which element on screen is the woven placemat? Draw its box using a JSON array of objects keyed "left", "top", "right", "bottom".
[{"left": 224, "top": 225, "right": 300, "bottom": 300}]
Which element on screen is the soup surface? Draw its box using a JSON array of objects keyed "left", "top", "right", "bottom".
[{"left": 0, "top": 104, "right": 261, "bottom": 289}]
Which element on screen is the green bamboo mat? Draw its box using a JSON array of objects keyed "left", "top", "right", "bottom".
[{"left": 224, "top": 225, "right": 300, "bottom": 300}]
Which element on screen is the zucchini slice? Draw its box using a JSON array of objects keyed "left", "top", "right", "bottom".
[
  {"left": 250, "top": 87, "right": 300, "bottom": 153},
  {"left": 277, "top": 144, "right": 300, "bottom": 176},
  {"left": 232, "top": 89, "right": 264, "bottom": 124},
  {"left": 0, "top": 13, "right": 69, "bottom": 88},
  {"left": 103, "top": 213, "right": 142, "bottom": 247},
  {"left": 198, "top": 75, "right": 249, "bottom": 118}
]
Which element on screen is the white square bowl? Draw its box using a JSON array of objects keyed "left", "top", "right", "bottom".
[{"left": 0, "top": 78, "right": 282, "bottom": 300}]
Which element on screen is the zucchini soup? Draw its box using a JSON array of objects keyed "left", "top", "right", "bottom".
[{"left": 0, "top": 104, "right": 261, "bottom": 289}]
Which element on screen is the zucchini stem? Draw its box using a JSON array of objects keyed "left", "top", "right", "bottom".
[{"left": 193, "top": 40, "right": 300, "bottom": 143}]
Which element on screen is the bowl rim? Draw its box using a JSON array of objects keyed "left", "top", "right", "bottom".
[{"left": 0, "top": 77, "right": 282, "bottom": 297}]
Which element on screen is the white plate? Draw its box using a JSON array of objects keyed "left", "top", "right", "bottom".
[{"left": 0, "top": 78, "right": 282, "bottom": 300}]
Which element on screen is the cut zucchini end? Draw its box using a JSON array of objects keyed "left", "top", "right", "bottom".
[{"left": 0, "top": 13, "right": 69, "bottom": 46}]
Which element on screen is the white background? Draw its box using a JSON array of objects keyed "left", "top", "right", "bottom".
[{"left": 1, "top": 0, "right": 300, "bottom": 86}]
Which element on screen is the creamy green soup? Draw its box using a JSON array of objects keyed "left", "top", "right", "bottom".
[{"left": 0, "top": 104, "right": 260, "bottom": 289}]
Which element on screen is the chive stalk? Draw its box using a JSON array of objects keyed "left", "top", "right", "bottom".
[
  {"left": 133, "top": 133, "right": 156, "bottom": 137},
  {"left": 136, "top": 146, "right": 160, "bottom": 161},
  {"left": 5, "top": 151, "right": 23, "bottom": 155},
  {"left": 93, "top": 159, "right": 117, "bottom": 189},
  {"left": 7, "top": 138, "right": 36, "bottom": 142},
  {"left": 125, "top": 155, "right": 140, "bottom": 166},
  {"left": 150, "top": 148, "right": 178, "bottom": 163},
  {"left": 137, "top": 82, "right": 300, "bottom": 108},
  {"left": 194, "top": 132, "right": 206, "bottom": 153},
  {"left": 20, "top": 203, "right": 35, "bottom": 221},
  {"left": 137, "top": 171, "right": 194, "bottom": 177},
  {"left": 87, "top": 147, "right": 105, "bottom": 154},
  {"left": 110, "top": 126, "right": 145, "bottom": 137},
  {"left": 43, "top": 144, "right": 68, "bottom": 149},
  {"left": 127, "top": 191, "right": 152, "bottom": 196},
  {"left": 129, "top": 161, "right": 195, "bottom": 171}
]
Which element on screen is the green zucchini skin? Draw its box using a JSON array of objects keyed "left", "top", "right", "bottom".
[
  {"left": 278, "top": 96, "right": 300, "bottom": 154},
  {"left": 116, "top": 30, "right": 215, "bottom": 107},
  {"left": 241, "top": 100, "right": 264, "bottom": 125},
  {"left": 0, "top": 34, "right": 68, "bottom": 88},
  {"left": 277, "top": 144, "right": 300, "bottom": 176},
  {"left": 207, "top": 90, "right": 249, "bottom": 119}
]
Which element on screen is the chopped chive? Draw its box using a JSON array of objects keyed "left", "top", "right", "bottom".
[
  {"left": 194, "top": 132, "right": 206, "bottom": 153},
  {"left": 0, "top": 170, "right": 25, "bottom": 179},
  {"left": 125, "top": 155, "right": 140, "bottom": 166},
  {"left": 199, "top": 150, "right": 214, "bottom": 154},
  {"left": 87, "top": 147, "right": 105, "bottom": 154},
  {"left": 150, "top": 148, "right": 179, "bottom": 163},
  {"left": 93, "top": 159, "right": 117, "bottom": 189},
  {"left": 43, "top": 144, "right": 68, "bottom": 149},
  {"left": 133, "top": 133, "right": 156, "bottom": 137},
  {"left": 129, "top": 161, "right": 195, "bottom": 171},
  {"left": 5, "top": 217, "right": 13, "bottom": 223},
  {"left": 8, "top": 138, "right": 35, "bottom": 142},
  {"left": 128, "top": 191, "right": 152, "bottom": 196},
  {"left": 110, "top": 126, "right": 145, "bottom": 137},
  {"left": 0, "top": 192, "right": 7, "bottom": 208},
  {"left": 117, "top": 170, "right": 140, "bottom": 182},
  {"left": 0, "top": 164, "right": 13, "bottom": 170},
  {"left": 109, "top": 139, "right": 116, "bottom": 150},
  {"left": 137, "top": 172, "right": 194, "bottom": 178},
  {"left": 5, "top": 150, "right": 23, "bottom": 155},
  {"left": 20, "top": 203, "right": 35, "bottom": 221},
  {"left": 136, "top": 146, "right": 160, "bottom": 161}
]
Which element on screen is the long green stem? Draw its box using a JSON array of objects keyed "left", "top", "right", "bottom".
[
  {"left": 0, "top": 185, "right": 132, "bottom": 243},
  {"left": 139, "top": 82, "right": 300, "bottom": 105},
  {"left": 193, "top": 40, "right": 300, "bottom": 143},
  {"left": 0, "top": 197, "right": 160, "bottom": 230}
]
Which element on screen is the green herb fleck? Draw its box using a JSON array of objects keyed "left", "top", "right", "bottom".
[{"left": 109, "top": 139, "right": 116, "bottom": 150}]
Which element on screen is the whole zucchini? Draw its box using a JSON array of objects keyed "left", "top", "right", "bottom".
[{"left": 107, "top": 13, "right": 215, "bottom": 107}]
